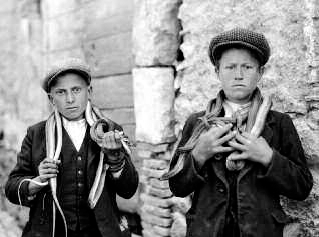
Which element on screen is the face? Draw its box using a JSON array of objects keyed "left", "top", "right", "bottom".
[
  {"left": 49, "top": 73, "right": 92, "bottom": 121},
  {"left": 216, "top": 48, "right": 264, "bottom": 104}
]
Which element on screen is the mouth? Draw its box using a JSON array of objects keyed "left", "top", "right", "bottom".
[
  {"left": 66, "top": 107, "right": 78, "bottom": 111},
  {"left": 232, "top": 84, "right": 246, "bottom": 87}
]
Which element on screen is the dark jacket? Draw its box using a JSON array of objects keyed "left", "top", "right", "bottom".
[
  {"left": 5, "top": 120, "right": 139, "bottom": 237},
  {"left": 169, "top": 110, "right": 313, "bottom": 237}
]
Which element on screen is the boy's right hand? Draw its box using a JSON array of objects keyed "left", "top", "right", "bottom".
[
  {"left": 191, "top": 124, "right": 236, "bottom": 167},
  {"left": 38, "top": 158, "right": 60, "bottom": 183}
]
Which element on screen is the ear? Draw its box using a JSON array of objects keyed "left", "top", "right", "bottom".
[
  {"left": 48, "top": 94, "right": 55, "bottom": 105},
  {"left": 215, "top": 67, "right": 221, "bottom": 81},
  {"left": 87, "top": 85, "right": 93, "bottom": 100},
  {"left": 257, "top": 66, "right": 265, "bottom": 82}
]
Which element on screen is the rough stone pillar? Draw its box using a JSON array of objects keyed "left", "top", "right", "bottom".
[{"left": 132, "top": 0, "right": 182, "bottom": 236}]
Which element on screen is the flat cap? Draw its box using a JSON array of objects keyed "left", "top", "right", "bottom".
[
  {"left": 208, "top": 28, "right": 270, "bottom": 66},
  {"left": 42, "top": 57, "right": 91, "bottom": 93}
]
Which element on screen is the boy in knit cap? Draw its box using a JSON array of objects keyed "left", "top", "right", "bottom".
[
  {"left": 165, "top": 28, "right": 313, "bottom": 237},
  {"left": 5, "top": 58, "right": 138, "bottom": 237}
]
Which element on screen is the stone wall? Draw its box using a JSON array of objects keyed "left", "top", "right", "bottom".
[
  {"left": 0, "top": 0, "right": 47, "bottom": 150},
  {"left": 0, "top": 1, "right": 46, "bottom": 236},
  {"left": 132, "top": 0, "right": 182, "bottom": 236},
  {"left": 133, "top": 0, "right": 319, "bottom": 236}
]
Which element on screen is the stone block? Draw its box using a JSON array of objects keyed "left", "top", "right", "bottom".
[
  {"left": 142, "top": 229, "right": 162, "bottom": 237},
  {"left": 137, "top": 149, "right": 155, "bottom": 159},
  {"left": 143, "top": 159, "right": 168, "bottom": 170},
  {"left": 170, "top": 212, "right": 187, "bottom": 237},
  {"left": 137, "top": 142, "right": 170, "bottom": 153},
  {"left": 121, "top": 124, "right": 136, "bottom": 142},
  {"left": 157, "top": 152, "right": 173, "bottom": 161},
  {"left": 133, "top": 67, "right": 175, "bottom": 144},
  {"left": 101, "top": 107, "right": 135, "bottom": 125},
  {"left": 0, "top": 1, "right": 16, "bottom": 13},
  {"left": 141, "top": 211, "right": 172, "bottom": 227},
  {"left": 42, "top": 0, "right": 81, "bottom": 18},
  {"left": 91, "top": 74, "right": 134, "bottom": 108},
  {"left": 141, "top": 204, "right": 171, "bottom": 218},
  {"left": 142, "top": 167, "right": 167, "bottom": 179},
  {"left": 171, "top": 196, "right": 192, "bottom": 214},
  {"left": 83, "top": 0, "right": 134, "bottom": 21},
  {"left": 47, "top": 48, "right": 86, "bottom": 66},
  {"left": 140, "top": 193, "right": 173, "bottom": 208},
  {"left": 149, "top": 178, "right": 170, "bottom": 189},
  {"left": 153, "top": 225, "right": 171, "bottom": 236},
  {"left": 133, "top": 0, "right": 181, "bottom": 66},
  {"left": 147, "top": 186, "right": 173, "bottom": 198},
  {"left": 44, "top": 10, "right": 85, "bottom": 52},
  {"left": 84, "top": 32, "right": 132, "bottom": 76},
  {"left": 85, "top": 11, "right": 133, "bottom": 40}
]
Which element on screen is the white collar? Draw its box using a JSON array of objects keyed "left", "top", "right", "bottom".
[{"left": 62, "top": 117, "right": 87, "bottom": 151}]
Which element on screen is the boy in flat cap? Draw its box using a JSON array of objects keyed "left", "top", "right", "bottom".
[
  {"left": 164, "top": 28, "right": 313, "bottom": 237},
  {"left": 5, "top": 58, "right": 138, "bottom": 237}
]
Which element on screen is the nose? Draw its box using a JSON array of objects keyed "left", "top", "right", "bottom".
[
  {"left": 66, "top": 91, "right": 75, "bottom": 103},
  {"left": 234, "top": 67, "right": 244, "bottom": 80}
]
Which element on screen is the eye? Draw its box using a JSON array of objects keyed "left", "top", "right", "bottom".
[
  {"left": 225, "top": 65, "right": 235, "bottom": 70},
  {"left": 72, "top": 87, "right": 82, "bottom": 94},
  {"left": 55, "top": 90, "right": 65, "bottom": 96},
  {"left": 244, "top": 65, "right": 253, "bottom": 69}
]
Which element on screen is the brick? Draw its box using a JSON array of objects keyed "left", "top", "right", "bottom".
[
  {"left": 141, "top": 204, "right": 171, "bottom": 218},
  {"left": 137, "top": 150, "right": 155, "bottom": 159},
  {"left": 141, "top": 211, "right": 172, "bottom": 227},
  {"left": 157, "top": 152, "right": 173, "bottom": 161},
  {"left": 137, "top": 143, "right": 170, "bottom": 153},
  {"left": 147, "top": 186, "right": 173, "bottom": 198},
  {"left": 91, "top": 74, "right": 133, "bottom": 108},
  {"left": 143, "top": 159, "right": 168, "bottom": 170},
  {"left": 140, "top": 193, "right": 173, "bottom": 208},
  {"left": 142, "top": 229, "right": 162, "bottom": 237},
  {"left": 153, "top": 225, "right": 171, "bottom": 237},
  {"left": 142, "top": 167, "right": 167, "bottom": 179},
  {"left": 149, "top": 178, "right": 170, "bottom": 189}
]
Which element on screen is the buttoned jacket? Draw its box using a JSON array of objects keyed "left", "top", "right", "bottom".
[
  {"left": 5, "top": 120, "right": 138, "bottom": 237},
  {"left": 169, "top": 110, "right": 313, "bottom": 237}
]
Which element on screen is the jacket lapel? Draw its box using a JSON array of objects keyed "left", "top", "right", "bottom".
[
  {"left": 87, "top": 137, "right": 101, "bottom": 189},
  {"left": 238, "top": 112, "right": 275, "bottom": 181},
  {"left": 211, "top": 160, "right": 229, "bottom": 189}
]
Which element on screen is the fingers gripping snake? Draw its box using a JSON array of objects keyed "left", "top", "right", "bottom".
[{"left": 161, "top": 90, "right": 272, "bottom": 180}]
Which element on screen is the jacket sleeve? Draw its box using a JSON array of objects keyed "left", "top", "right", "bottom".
[
  {"left": 257, "top": 113, "right": 313, "bottom": 200},
  {"left": 109, "top": 124, "right": 139, "bottom": 199},
  {"left": 5, "top": 127, "right": 37, "bottom": 207},
  {"left": 169, "top": 113, "right": 206, "bottom": 197}
]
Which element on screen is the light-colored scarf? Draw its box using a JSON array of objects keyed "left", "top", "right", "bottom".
[{"left": 162, "top": 88, "right": 272, "bottom": 180}]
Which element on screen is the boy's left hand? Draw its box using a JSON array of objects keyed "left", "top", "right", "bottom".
[
  {"left": 100, "top": 130, "right": 123, "bottom": 150},
  {"left": 228, "top": 132, "right": 273, "bottom": 167}
]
